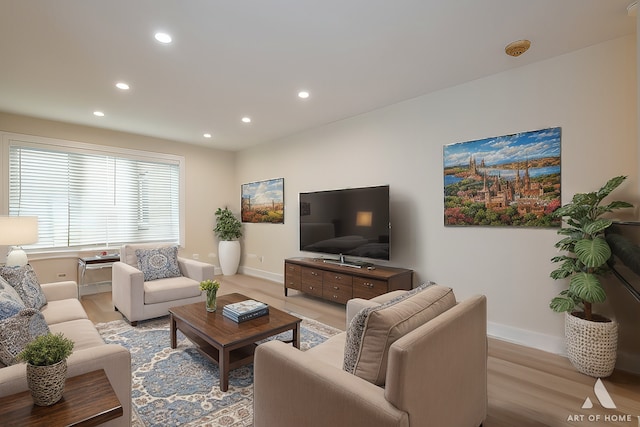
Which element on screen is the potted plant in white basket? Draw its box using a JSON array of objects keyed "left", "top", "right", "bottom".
[
  {"left": 214, "top": 207, "right": 243, "bottom": 275},
  {"left": 549, "top": 176, "right": 633, "bottom": 377},
  {"left": 18, "top": 332, "right": 74, "bottom": 406}
]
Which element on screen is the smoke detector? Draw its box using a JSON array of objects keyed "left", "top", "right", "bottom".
[{"left": 505, "top": 39, "right": 531, "bottom": 57}]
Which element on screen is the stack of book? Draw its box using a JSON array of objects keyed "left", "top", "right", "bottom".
[{"left": 223, "top": 299, "right": 269, "bottom": 323}]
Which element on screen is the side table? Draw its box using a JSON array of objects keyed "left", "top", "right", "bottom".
[
  {"left": 78, "top": 254, "right": 120, "bottom": 298},
  {"left": 0, "top": 369, "right": 123, "bottom": 427}
]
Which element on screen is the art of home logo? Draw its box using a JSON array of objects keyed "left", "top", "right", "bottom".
[{"left": 566, "top": 378, "right": 638, "bottom": 424}]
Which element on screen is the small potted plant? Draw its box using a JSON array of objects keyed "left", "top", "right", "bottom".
[
  {"left": 549, "top": 175, "right": 633, "bottom": 377},
  {"left": 214, "top": 207, "right": 243, "bottom": 275},
  {"left": 18, "top": 332, "right": 74, "bottom": 406},
  {"left": 200, "top": 279, "right": 221, "bottom": 312}
]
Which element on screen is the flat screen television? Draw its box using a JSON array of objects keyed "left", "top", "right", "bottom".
[
  {"left": 605, "top": 221, "right": 640, "bottom": 302},
  {"left": 299, "top": 185, "right": 390, "bottom": 265}
]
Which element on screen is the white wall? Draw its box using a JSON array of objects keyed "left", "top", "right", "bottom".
[{"left": 236, "top": 35, "right": 638, "bottom": 362}]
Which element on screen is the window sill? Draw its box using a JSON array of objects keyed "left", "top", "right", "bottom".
[{"left": 26, "top": 247, "right": 119, "bottom": 261}]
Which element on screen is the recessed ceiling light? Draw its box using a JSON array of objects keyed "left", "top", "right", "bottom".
[
  {"left": 155, "top": 32, "right": 172, "bottom": 44},
  {"left": 203, "top": 133, "right": 212, "bottom": 138},
  {"left": 298, "top": 91, "right": 310, "bottom": 99},
  {"left": 116, "top": 82, "right": 130, "bottom": 90},
  {"left": 93, "top": 111, "right": 105, "bottom": 117},
  {"left": 241, "top": 117, "right": 251, "bottom": 123}
]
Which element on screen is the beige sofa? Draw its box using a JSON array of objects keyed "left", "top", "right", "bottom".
[
  {"left": 112, "top": 243, "right": 214, "bottom": 325},
  {"left": 254, "top": 285, "right": 487, "bottom": 427},
  {"left": 0, "top": 280, "right": 131, "bottom": 427}
]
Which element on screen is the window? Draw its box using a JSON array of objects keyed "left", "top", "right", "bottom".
[{"left": 2, "top": 133, "right": 184, "bottom": 250}]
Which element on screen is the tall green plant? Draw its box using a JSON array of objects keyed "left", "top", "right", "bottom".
[
  {"left": 549, "top": 176, "right": 633, "bottom": 321},
  {"left": 213, "top": 207, "right": 242, "bottom": 241}
]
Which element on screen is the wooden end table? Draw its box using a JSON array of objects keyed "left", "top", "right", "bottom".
[
  {"left": 169, "top": 292, "right": 302, "bottom": 392},
  {"left": 0, "top": 369, "right": 122, "bottom": 427}
]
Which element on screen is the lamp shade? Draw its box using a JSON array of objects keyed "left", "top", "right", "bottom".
[{"left": 0, "top": 216, "right": 39, "bottom": 245}]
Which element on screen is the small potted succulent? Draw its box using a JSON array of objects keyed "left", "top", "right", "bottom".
[
  {"left": 18, "top": 332, "right": 74, "bottom": 406},
  {"left": 214, "top": 207, "right": 243, "bottom": 275},
  {"left": 200, "top": 279, "right": 221, "bottom": 312}
]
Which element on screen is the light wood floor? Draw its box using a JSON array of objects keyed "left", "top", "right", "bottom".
[{"left": 81, "top": 274, "right": 640, "bottom": 427}]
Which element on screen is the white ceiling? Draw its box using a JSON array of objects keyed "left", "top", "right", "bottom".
[{"left": 0, "top": 0, "right": 636, "bottom": 151}]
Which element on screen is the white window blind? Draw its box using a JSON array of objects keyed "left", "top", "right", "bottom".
[{"left": 8, "top": 141, "right": 181, "bottom": 250}]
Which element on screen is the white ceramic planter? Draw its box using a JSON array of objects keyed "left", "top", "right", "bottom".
[
  {"left": 219, "top": 240, "right": 241, "bottom": 275},
  {"left": 565, "top": 312, "right": 618, "bottom": 377}
]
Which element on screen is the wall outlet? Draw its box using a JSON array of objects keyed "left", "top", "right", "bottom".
[
  {"left": 193, "top": 254, "right": 199, "bottom": 260},
  {"left": 259, "top": 256, "right": 264, "bottom": 263}
]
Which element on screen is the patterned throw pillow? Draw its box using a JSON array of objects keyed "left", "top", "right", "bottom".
[
  {"left": 0, "top": 308, "right": 50, "bottom": 365},
  {"left": 0, "top": 264, "right": 47, "bottom": 310},
  {"left": 136, "top": 246, "right": 182, "bottom": 281},
  {"left": 0, "top": 276, "right": 27, "bottom": 321}
]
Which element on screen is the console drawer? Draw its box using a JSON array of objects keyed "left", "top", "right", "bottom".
[
  {"left": 323, "top": 271, "right": 353, "bottom": 304},
  {"left": 323, "top": 271, "right": 353, "bottom": 287},
  {"left": 284, "top": 263, "right": 301, "bottom": 290},
  {"left": 323, "top": 285, "right": 352, "bottom": 304},
  {"left": 353, "top": 277, "right": 387, "bottom": 299},
  {"left": 301, "top": 267, "right": 323, "bottom": 297}
]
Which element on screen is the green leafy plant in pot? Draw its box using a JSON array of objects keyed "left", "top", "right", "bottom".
[
  {"left": 214, "top": 207, "right": 243, "bottom": 275},
  {"left": 18, "top": 332, "right": 74, "bottom": 406},
  {"left": 549, "top": 175, "right": 633, "bottom": 377}
]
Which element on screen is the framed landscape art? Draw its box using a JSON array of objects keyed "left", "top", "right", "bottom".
[
  {"left": 443, "top": 127, "right": 561, "bottom": 228},
  {"left": 241, "top": 178, "right": 284, "bottom": 223}
]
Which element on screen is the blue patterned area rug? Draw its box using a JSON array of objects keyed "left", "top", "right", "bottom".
[{"left": 96, "top": 315, "right": 341, "bottom": 427}]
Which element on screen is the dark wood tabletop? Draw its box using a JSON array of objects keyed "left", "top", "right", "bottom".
[
  {"left": 0, "top": 369, "right": 122, "bottom": 427},
  {"left": 169, "top": 292, "right": 301, "bottom": 347}
]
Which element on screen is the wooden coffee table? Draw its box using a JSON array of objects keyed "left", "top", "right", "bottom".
[{"left": 169, "top": 292, "right": 302, "bottom": 391}]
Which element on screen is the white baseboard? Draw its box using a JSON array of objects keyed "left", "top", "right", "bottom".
[
  {"left": 238, "top": 266, "right": 283, "bottom": 283},
  {"left": 488, "top": 321, "right": 566, "bottom": 356}
]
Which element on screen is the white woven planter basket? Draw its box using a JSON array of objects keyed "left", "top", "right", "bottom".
[
  {"left": 26, "top": 359, "right": 67, "bottom": 406},
  {"left": 565, "top": 312, "right": 618, "bottom": 378}
]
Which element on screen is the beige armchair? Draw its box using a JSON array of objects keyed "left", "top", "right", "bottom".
[
  {"left": 254, "top": 286, "right": 487, "bottom": 427},
  {"left": 112, "top": 243, "right": 214, "bottom": 325}
]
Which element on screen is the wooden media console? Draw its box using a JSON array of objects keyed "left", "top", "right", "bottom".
[{"left": 284, "top": 257, "right": 413, "bottom": 304}]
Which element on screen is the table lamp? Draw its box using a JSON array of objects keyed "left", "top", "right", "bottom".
[{"left": 0, "top": 216, "right": 38, "bottom": 267}]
